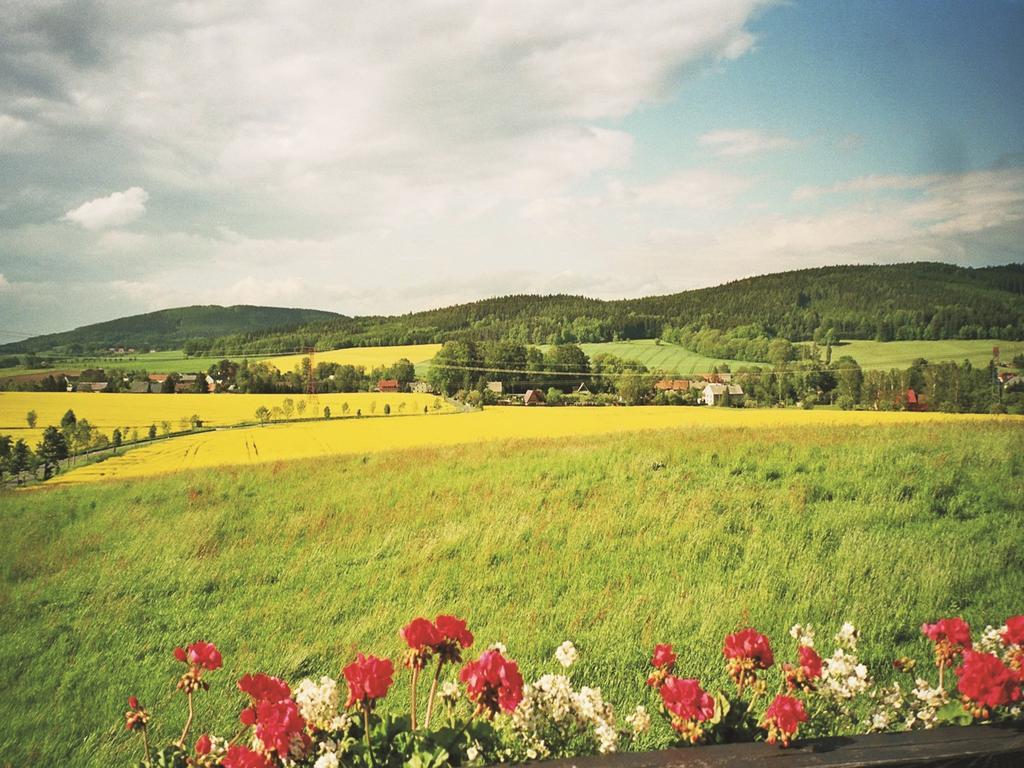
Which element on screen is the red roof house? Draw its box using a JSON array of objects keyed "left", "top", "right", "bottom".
[{"left": 376, "top": 379, "right": 400, "bottom": 393}]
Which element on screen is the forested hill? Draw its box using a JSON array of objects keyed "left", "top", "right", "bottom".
[
  {"left": 1, "top": 305, "right": 340, "bottom": 354},
  {"left": 7, "top": 263, "right": 1024, "bottom": 355},
  {"left": 190, "top": 262, "right": 1024, "bottom": 354}
]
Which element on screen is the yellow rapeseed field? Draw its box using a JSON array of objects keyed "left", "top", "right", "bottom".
[
  {"left": 261, "top": 343, "right": 441, "bottom": 372},
  {"left": 46, "top": 406, "right": 1006, "bottom": 485},
  {"left": 0, "top": 391, "right": 452, "bottom": 445}
]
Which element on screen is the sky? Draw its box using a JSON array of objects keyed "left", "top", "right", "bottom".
[{"left": 1, "top": 0, "right": 1023, "bottom": 339}]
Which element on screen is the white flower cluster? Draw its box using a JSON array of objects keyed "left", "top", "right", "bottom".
[
  {"left": 624, "top": 705, "right": 651, "bottom": 735},
  {"left": 439, "top": 680, "right": 461, "bottom": 704},
  {"left": 310, "top": 734, "right": 350, "bottom": 768},
  {"left": 511, "top": 673, "right": 619, "bottom": 755},
  {"left": 555, "top": 640, "right": 579, "bottom": 669},
  {"left": 789, "top": 623, "right": 816, "bottom": 648},
  {"left": 871, "top": 677, "right": 948, "bottom": 732},
  {"left": 821, "top": 623, "right": 871, "bottom": 700},
  {"left": 976, "top": 624, "right": 1009, "bottom": 656},
  {"left": 295, "top": 676, "right": 350, "bottom": 732}
]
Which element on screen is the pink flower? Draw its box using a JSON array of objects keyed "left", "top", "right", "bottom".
[
  {"left": 343, "top": 654, "right": 395, "bottom": 708},
  {"left": 222, "top": 745, "right": 274, "bottom": 768},
  {"left": 127, "top": 695, "right": 139, "bottom": 710},
  {"left": 238, "top": 673, "right": 291, "bottom": 704},
  {"left": 647, "top": 643, "right": 677, "bottom": 686},
  {"left": 762, "top": 695, "right": 808, "bottom": 747},
  {"left": 459, "top": 649, "right": 523, "bottom": 716},
  {"left": 784, "top": 646, "right": 823, "bottom": 692}
]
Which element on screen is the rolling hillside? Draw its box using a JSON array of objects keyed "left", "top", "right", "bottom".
[{"left": 1, "top": 305, "right": 341, "bottom": 354}]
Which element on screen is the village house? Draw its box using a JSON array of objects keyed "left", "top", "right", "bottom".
[
  {"left": 654, "top": 379, "right": 691, "bottom": 392},
  {"left": 76, "top": 381, "right": 109, "bottom": 393},
  {"left": 148, "top": 373, "right": 169, "bottom": 385},
  {"left": 702, "top": 382, "right": 744, "bottom": 406},
  {"left": 486, "top": 381, "right": 503, "bottom": 394},
  {"left": 523, "top": 389, "right": 545, "bottom": 406},
  {"left": 376, "top": 379, "right": 400, "bottom": 393},
  {"left": 575, "top": 382, "right": 591, "bottom": 394},
  {"left": 410, "top": 381, "right": 433, "bottom": 394},
  {"left": 905, "top": 388, "right": 926, "bottom": 411},
  {"left": 128, "top": 381, "right": 150, "bottom": 394}
]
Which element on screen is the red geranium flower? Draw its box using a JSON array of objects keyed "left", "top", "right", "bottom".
[
  {"left": 723, "top": 628, "right": 774, "bottom": 668},
  {"left": 238, "top": 673, "right": 292, "bottom": 704},
  {"left": 799, "top": 645, "right": 823, "bottom": 680},
  {"left": 646, "top": 643, "right": 677, "bottom": 686},
  {"left": 956, "top": 650, "right": 1022, "bottom": 717},
  {"left": 762, "top": 694, "right": 808, "bottom": 747},
  {"left": 127, "top": 695, "right": 139, "bottom": 710},
  {"left": 459, "top": 648, "right": 523, "bottom": 716},
  {"left": 431, "top": 615, "right": 474, "bottom": 664},
  {"left": 253, "top": 698, "right": 310, "bottom": 756},
  {"left": 174, "top": 642, "right": 222, "bottom": 670},
  {"left": 1002, "top": 616, "right": 1024, "bottom": 646},
  {"left": 222, "top": 745, "right": 274, "bottom": 768},
  {"left": 343, "top": 653, "right": 395, "bottom": 709},
  {"left": 401, "top": 617, "right": 442, "bottom": 668},
  {"left": 784, "top": 645, "right": 823, "bottom": 692},
  {"left": 195, "top": 734, "right": 211, "bottom": 755},
  {"left": 651, "top": 643, "right": 677, "bottom": 670},
  {"left": 659, "top": 676, "right": 715, "bottom": 722},
  {"left": 921, "top": 618, "right": 972, "bottom": 647}
]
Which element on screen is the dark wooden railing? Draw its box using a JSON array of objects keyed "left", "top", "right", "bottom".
[{"left": 528, "top": 723, "right": 1024, "bottom": 768}]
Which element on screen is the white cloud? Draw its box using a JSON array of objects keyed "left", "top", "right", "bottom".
[
  {"left": 698, "top": 128, "right": 798, "bottom": 157},
  {"left": 62, "top": 187, "right": 149, "bottom": 230}
]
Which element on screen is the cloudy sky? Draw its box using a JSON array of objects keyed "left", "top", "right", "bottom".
[{"left": 1, "top": 0, "right": 1023, "bottom": 338}]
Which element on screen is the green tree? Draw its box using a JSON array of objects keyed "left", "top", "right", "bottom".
[
  {"left": 296, "top": 399, "right": 307, "bottom": 417},
  {"left": 10, "top": 439, "right": 32, "bottom": 484},
  {"left": 112, "top": 429, "right": 123, "bottom": 452},
  {"left": 341, "top": 402, "right": 350, "bottom": 416},
  {"left": 323, "top": 406, "right": 331, "bottom": 419},
  {"left": 616, "top": 373, "right": 655, "bottom": 405},
  {"left": 383, "top": 403, "right": 391, "bottom": 415},
  {"left": 282, "top": 398, "right": 295, "bottom": 419},
  {"left": 255, "top": 406, "right": 271, "bottom": 425},
  {"left": 26, "top": 410, "right": 37, "bottom": 428},
  {"left": 0, "top": 434, "right": 12, "bottom": 484},
  {"left": 36, "top": 427, "right": 69, "bottom": 479},
  {"left": 148, "top": 424, "right": 157, "bottom": 439},
  {"left": 60, "top": 409, "right": 77, "bottom": 431},
  {"left": 160, "top": 420, "right": 171, "bottom": 436},
  {"left": 546, "top": 387, "right": 563, "bottom": 405}
]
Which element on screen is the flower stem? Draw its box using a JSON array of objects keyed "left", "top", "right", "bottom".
[
  {"left": 411, "top": 665, "right": 420, "bottom": 730},
  {"left": 423, "top": 660, "right": 445, "bottom": 729},
  {"left": 363, "top": 702, "right": 376, "bottom": 768},
  {"left": 141, "top": 726, "right": 151, "bottom": 766},
  {"left": 177, "top": 691, "right": 194, "bottom": 747},
  {"left": 938, "top": 661, "right": 945, "bottom": 691}
]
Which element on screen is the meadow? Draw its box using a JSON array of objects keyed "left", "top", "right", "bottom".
[
  {"left": 572, "top": 340, "right": 762, "bottom": 374},
  {"left": 1, "top": 419, "right": 1021, "bottom": 766},
  {"left": 0, "top": 391, "right": 451, "bottom": 446},
  {"left": 36, "top": 406, "right": 1009, "bottom": 485},
  {"left": 261, "top": 343, "right": 442, "bottom": 372},
  {"left": 827, "top": 339, "right": 1024, "bottom": 369}
]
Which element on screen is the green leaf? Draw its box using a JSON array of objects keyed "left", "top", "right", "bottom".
[{"left": 935, "top": 700, "right": 973, "bottom": 726}]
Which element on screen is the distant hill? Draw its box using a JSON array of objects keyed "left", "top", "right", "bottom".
[
  {"left": 6, "top": 262, "right": 1023, "bottom": 356},
  {"left": 190, "top": 262, "right": 1024, "bottom": 354},
  {"left": 1, "top": 305, "right": 341, "bottom": 354}
]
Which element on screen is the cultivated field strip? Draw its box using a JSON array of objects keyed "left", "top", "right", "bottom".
[{"left": 46, "top": 407, "right": 1012, "bottom": 485}]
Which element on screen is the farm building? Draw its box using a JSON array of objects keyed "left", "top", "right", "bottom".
[
  {"left": 128, "top": 381, "right": 150, "bottom": 394},
  {"left": 410, "top": 381, "right": 433, "bottom": 394},
  {"left": 906, "top": 388, "right": 927, "bottom": 411},
  {"left": 523, "top": 389, "right": 545, "bottom": 406},
  {"left": 655, "top": 379, "right": 690, "bottom": 392},
  {"left": 376, "top": 379, "right": 400, "bottom": 393},
  {"left": 702, "top": 382, "right": 744, "bottom": 406},
  {"left": 76, "top": 382, "right": 109, "bottom": 393},
  {"left": 148, "top": 374, "right": 169, "bottom": 384},
  {"left": 575, "top": 382, "right": 591, "bottom": 394},
  {"left": 486, "top": 381, "right": 504, "bottom": 394}
]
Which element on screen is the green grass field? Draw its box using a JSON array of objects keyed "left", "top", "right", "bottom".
[
  {"left": 2, "top": 420, "right": 1021, "bottom": 766},
  {"left": 0, "top": 350, "right": 234, "bottom": 380},
  {"left": 828, "top": 339, "right": 1024, "bottom": 369},
  {"left": 561, "top": 338, "right": 1024, "bottom": 376}
]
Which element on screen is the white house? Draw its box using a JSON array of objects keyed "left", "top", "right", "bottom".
[{"left": 702, "top": 382, "right": 744, "bottom": 406}]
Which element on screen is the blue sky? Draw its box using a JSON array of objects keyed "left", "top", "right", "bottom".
[{"left": 1, "top": 0, "right": 1022, "bottom": 337}]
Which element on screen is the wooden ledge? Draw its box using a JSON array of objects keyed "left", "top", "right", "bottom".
[{"left": 527, "top": 722, "right": 1024, "bottom": 768}]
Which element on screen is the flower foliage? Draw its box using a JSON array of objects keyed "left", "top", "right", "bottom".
[{"left": 121, "top": 613, "right": 1024, "bottom": 767}]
